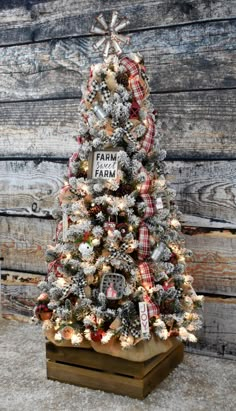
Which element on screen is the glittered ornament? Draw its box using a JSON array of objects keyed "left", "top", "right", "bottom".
[
  {"left": 91, "top": 328, "right": 105, "bottom": 342},
  {"left": 163, "top": 281, "right": 174, "bottom": 291},
  {"left": 79, "top": 242, "right": 94, "bottom": 259}
]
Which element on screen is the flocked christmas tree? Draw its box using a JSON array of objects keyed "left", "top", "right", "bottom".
[{"left": 34, "top": 12, "right": 203, "bottom": 353}]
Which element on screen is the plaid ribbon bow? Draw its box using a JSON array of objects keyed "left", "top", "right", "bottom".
[
  {"left": 120, "top": 57, "right": 146, "bottom": 105},
  {"left": 142, "top": 114, "right": 155, "bottom": 153},
  {"left": 139, "top": 262, "right": 160, "bottom": 317},
  {"left": 120, "top": 57, "right": 139, "bottom": 77}
]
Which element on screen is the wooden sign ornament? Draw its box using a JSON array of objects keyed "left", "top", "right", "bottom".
[{"left": 88, "top": 149, "right": 119, "bottom": 179}]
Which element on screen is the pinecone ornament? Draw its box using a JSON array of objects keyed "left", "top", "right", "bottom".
[
  {"left": 77, "top": 169, "right": 88, "bottom": 178},
  {"left": 116, "top": 72, "right": 129, "bottom": 87},
  {"left": 116, "top": 183, "right": 133, "bottom": 196},
  {"left": 88, "top": 204, "right": 102, "bottom": 216}
]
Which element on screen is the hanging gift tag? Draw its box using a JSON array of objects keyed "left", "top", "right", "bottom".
[
  {"left": 139, "top": 302, "right": 150, "bottom": 338},
  {"left": 62, "top": 212, "right": 68, "bottom": 242},
  {"left": 156, "top": 197, "right": 163, "bottom": 210}
]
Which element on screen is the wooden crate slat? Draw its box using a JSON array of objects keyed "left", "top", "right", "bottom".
[
  {"left": 143, "top": 341, "right": 184, "bottom": 398},
  {"left": 46, "top": 338, "right": 182, "bottom": 379},
  {"left": 47, "top": 361, "right": 144, "bottom": 399},
  {"left": 46, "top": 343, "right": 144, "bottom": 378},
  {"left": 46, "top": 340, "right": 184, "bottom": 399}
]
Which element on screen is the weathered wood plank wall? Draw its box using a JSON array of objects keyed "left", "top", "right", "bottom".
[{"left": 0, "top": 0, "right": 236, "bottom": 359}]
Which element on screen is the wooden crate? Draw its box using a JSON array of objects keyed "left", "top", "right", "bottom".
[{"left": 46, "top": 338, "right": 184, "bottom": 399}]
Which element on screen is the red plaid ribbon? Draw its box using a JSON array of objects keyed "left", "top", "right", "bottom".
[
  {"left": 144, "top": 294, "right": 160, "bottom": 317},
  {"left": 129, "top": 76, "right": 145, "bottom": 105},
  {"left": 142, "top": 114, "right": 155, "bottom": 153},
  {"left": 139, "top": 262, "right": 152, "bottom": 288},
  {"left": 120, "top": 57, "right": 139, "bottom": 77},
  {"left": 139, "top": 262, "right": 160, "bottom": 317},
  {"left": 68, "top": 152, "right": 79, "bottom": 178},
  {"left": 121, "top": 57, "right": 146, "bottom": 105},
  {"left": 141, "top": 194, "right": 155, "bottom": 219},
  {"left": 138, "top": 222, "right": 150, "bottom": 261},
  {"left": 139, "top": 166, "right": 151, "bottom": 194}
]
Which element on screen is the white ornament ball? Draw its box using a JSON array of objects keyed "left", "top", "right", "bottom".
[{"left": 79, "top": 242, "right": 94, "bottom": 258}]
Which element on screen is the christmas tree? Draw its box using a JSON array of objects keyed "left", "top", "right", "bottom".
[{"left": 35, "top": 12, "right": 202, "bottom": 355}]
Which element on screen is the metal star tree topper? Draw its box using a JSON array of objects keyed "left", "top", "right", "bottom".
[{"left": 91, "top": 11, "right": 130, "bottom": 58}]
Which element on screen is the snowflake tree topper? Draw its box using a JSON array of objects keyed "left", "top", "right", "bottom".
[{"left": 91, "top": 11, "right": 130, "bottom": 58}]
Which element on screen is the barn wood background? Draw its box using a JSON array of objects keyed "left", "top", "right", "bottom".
[{"left": 0, "top": 0, "right": 236, "bottom": 359}]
